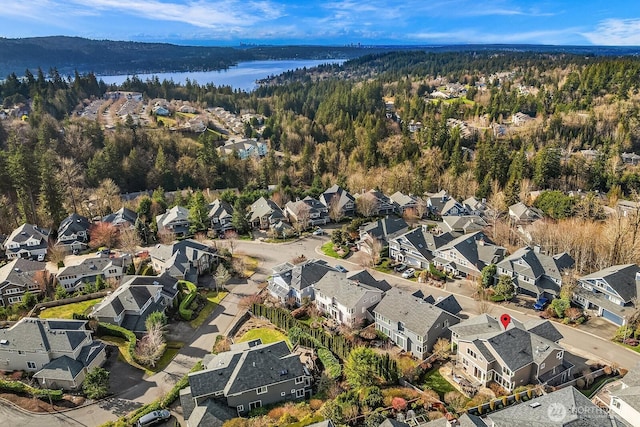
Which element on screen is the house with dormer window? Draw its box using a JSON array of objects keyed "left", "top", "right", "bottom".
[
  {"left": 572, "top": 264, "right": 640, "bottom": 326},
  {"left": 55, "top": 213, "right": 91, "bottom": 253},
  {"left": 285, "top": 197, "right": 329, "bottom": 229},
  {"left": 356, "top": 190, "right": 397, "bottom": 216},
  {"left": 450, "top": 314, "right": 572, "bottom": 392},
  {"left": 207, "top": 199, "right": 235, "bottom": 234},
  {"left": 147, "top": 239, "right": 217, "bottom": 283},
  {"left": 267, "top": 259, "right": 335, "bottom": 305},
  {"left": 496, "top": 246, "right": 574, "bottom": 298},
  {"left": 156, "top": 205, "right": 191, "bottom": 238},
  {"left": 389, "top": 226, "right": 457, "bottom": 269},
  {"left": 56, "top": 256, "right": 127, "bottom": 293},
  {"left": 3, "top": 223, "right": 50, "bottom": 261},
  {"left": 432, "top": 231, "right": 506, "bottom": 280},
  {"left": 0, "top": 258, "right": 45, "bottom": 306},
  {"left": 319, "top": 185, "right": 356, "bottom": 219},
  {"left": 426, "top": 190, "right": 466, "bottom": 217},
  {"left": 90, "top": 273, "right": 178, "bottom": 334}
]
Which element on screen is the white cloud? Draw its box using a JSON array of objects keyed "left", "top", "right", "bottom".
[
  {"left": 409, "top": 28, "right": 580, "bottom": 45},
  {"left": 581, "top": 19, "right": 640, "bottom": 45}
]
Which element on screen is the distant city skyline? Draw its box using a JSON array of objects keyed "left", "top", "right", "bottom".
[{"left": 2, "top": 1, "right": 639, "bottom": 46}]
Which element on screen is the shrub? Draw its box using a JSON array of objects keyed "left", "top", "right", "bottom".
[
  {"left": 97, "top": 322, "right": 139, "bottom": 365},
  {"left": 391, "top": 397, "right": 407, "bottom": 411},
  {"left": 576, "top": 378, "right": 585, "bottom": 389},
  {"left": 178, "top": 281, "right": 198, "bottom": 320},
  {"left": 317, "top": 348, "right": 342, "bottom": 379}
]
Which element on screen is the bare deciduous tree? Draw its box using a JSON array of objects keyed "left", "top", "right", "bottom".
[
  {"left": 118, "top": 226, "right": 141, "bottom": 256},
  {"left": 362, "top": 237, "right": 383, "bottom": 268},
  {"left": 213, "top": 263, "right": 231, "bottom": 293},
  {"left": 224, "top": 230, "right": 238, "bottom": 256},
  {"left": 89, "top": 222, "right": 120, "bottom": 249},
  {"left": 328, "top": 193, "right": 344, "bottom": 223},
  {"left": 356, "top": 192, "right": 379, "bottom": 218}
]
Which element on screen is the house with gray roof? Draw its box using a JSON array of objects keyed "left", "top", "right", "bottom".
[
  {"left": 358, "top": 216, "right": 409, "bottom": 255},
  {"left": 356, "top": 189, "right": 397, "bottom": 216},
  {"left": 319, "top": 184, "right": 355, "bottom": 219},
  {"left": 147, "top": 239, "right": 217, "bottom": 283},
  {"left": 156, "top": 205, "right": 191, "bottom": 238},
  {"left": 462, "top": 197, "right": 487, "bottom": 217},
  {"left": 441, "top": 216, "right": 487, "bottom": 234},
  {"left": 90, "top": 273, "right": 178, "bottom": 334},
  {"left": 181, "top": 339, "right": 312, "bottom": 423},
  {"left": 609, "top": 363, "right": 640, "bottom": 426},
  {"left": 3, "top": 223, "right": 50, "bottom": 260},
  {"left": 427, "top": 191, "right": 466, "bottom": 217},
  {"left": 0, "top": 317, "right": 106, "bottom": 390},
  {"left": 374, "top": 288, "right": 461, "bottom": 360},
  {"left": 55, "top": 213, "right": 90, "bottom": 253},
  {"left": 267, "top": 259, "right": 335, "bottom": 305},
  {"left": 346, "top": 269, "right": 391, "bottom": 292},
  {"left": 56, "top": 255, "right": 127, "bottom": 293},
  {"left": 248, "top": 197, "right": 286, "bottom": 229},
  {"left": 508, "top": 202, "right": 543, "bottom": 224},
  {"left": 0, "top": 258, "right": 45, "bottom": 306},
  {"left": 496, "top": 246, "right": 575, "bottom": 298},
  {"left": 285, "top": 196, "right": 330, "bottom": 229},
  {"left": 573, "top": 264, "right": 640, "bottom": 326},
  {"left": 314, "top": 271, "right": 384, "bottom": 327},
  {"left": 433, "top": 231, "right": 506, "bottom": 281},
  {"left": 102, "top": 207, "right": 138, "bottom": 229},
  {"left": 487, "top": 386, "right": 618, "bottom": 426},
  {"left": 207, "top": 199, "right": 235, "bottom": 234},
  {"left": 450, "top": 314, "right": 572, "bottom": 392},
  {"left": 389, "top": 226, "right": 457, "bottom": 269},
  {"left": 389, "top": 191, "right": 419, "bottom": 215},
  {"left": 420, "top": 414, "right": 487, "bottom": 427}
]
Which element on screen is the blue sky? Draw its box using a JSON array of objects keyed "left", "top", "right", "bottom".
[{"left": 2, "top": 0, "right": 640, "bottom": 46}]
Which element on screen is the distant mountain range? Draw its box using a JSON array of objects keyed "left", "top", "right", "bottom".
[{"left": 1, "top": 36, "right": 639, "bottom": 78}]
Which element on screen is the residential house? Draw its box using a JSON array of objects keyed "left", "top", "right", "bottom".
[
  {"left": 284, "top": 197, "right": 329, "bottom": 229},
  {"left": 622, "top": 152, "right": 640, "bottom": 166},
  {"left": 248, "top": 197, "right": 286, "bottom": 230},
  {"left": 267, "top": 259, "right": 335, "bottom": 305},
  {"left": 358, "top": 217, "right": 409, "bottom": 255},
  {"left": 55, "top": 213, "right": 91, "bottom": 253},
  {"left": 156, "top": 205, "right": 191, "bottom": 238},
  {"left": 181, "top": 339, "right": 312, "bottom": 424},
  {"left": 219, "top": 138, "right": 268, "bottom": 159},
  {"left": 147, "top": 239, "right": 217, "bottom": 283},
  {"left": 426, "top": 191, "right": 466, "bottom": 217},
  {"left": 56, "top": 256, "right": 127, "bottom": 293},
  {"left": 207, "top": 199, "right": 235, "bottom": 234},
  {"left": 356, "top": 190, "right": 397, "bottom": 216},
  {"left": 512, "top": 112, "right": 534, "bottom": 126},
  {"left": 573, "top": 264, "right": 640, "bottom": 326},
  {"left": 441, "top": 216, "right": 487, "bottom": 234},
  {"left": 0, "top": 258, "right": 45, "bottom": 306},
  {"left": 450, "top": 314, "right": 572, "bottom": 392},
  {"left": 496, "top": 246, "right": 575, "bottom": 298},
  {"left": 314, "top": 271, "right": 384, "bottom": 326},
  {"left": 345, "top": 269, "right": 391, "bottom": 292},
  {"left": 374, "top": 288, "right": 461, "bottom": 360},
  {"left": 389, "top": 191, "right": 420, "bottom": 215},
  {"left": 617, "top": 200, "right": 640, "bottom": 218},
  {"left": 418, "top": 414, "right": 486, "bottom": 427},
  {"left": 580, "top": 149, "right": 601, "bottom": 162},
  {"left": 389, "top": 226, "right": 457, "bottom": 269},
  {"left": 433, "top": 232, "right": 506, "bottom": 280},
  {"left": 319, "top": 185, "right": 356, "bottom": 218},
  {"left": 508, "top": 202, "right": 543, "bottom": 224},
  {"left": 462, "top": 197, "right": 487, "bottom": 217},
  {"left": 609, "top": 364, "right": 640, "bottom": 426},
  {"left": 487, "top": 386, "right": 615, "bottom": 426},
  {"left": 102, "top": 207, "right": 138, "bottom": 229},
  {"left": 3, "top": 223, "right": 50, "bottom": 260},
  {"left": 0, "top": 317, "right": 106, "bottom": 391},
  {"left": 153, "top": 105, "right": 170, "bottom": 116},
  {"left": 90, "top": 273, "right": 179, "bottom": 334}
]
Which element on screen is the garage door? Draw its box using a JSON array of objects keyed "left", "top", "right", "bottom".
[{"left": 602, "top": 309, "right": 624, "bottom": 325}]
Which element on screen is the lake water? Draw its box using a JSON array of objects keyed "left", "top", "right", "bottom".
[{"left": 98, "top": 59, "right": 344, "bottom": 92}]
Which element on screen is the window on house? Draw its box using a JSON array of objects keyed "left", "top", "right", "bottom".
[
  {"left": 296, "top": 389, "right": 305, "bottom": 398},
  {"left": 26, "top": 361, "right": 36, "bottom": 369},
  {"left": 444, "top": 319, "right": 450, "bottom": 328},
  {"left": 236, "top": 405, "right": 244, "bottom": 413},
  {"left": 249, "top": 401, "right": 262, "bottom": 410},
  {"left": 295, "top": 376, "right": 304, "bottom": 384},
  {"left": 556, "top": 351, "right": 563, "bottom": 360},
  {"left": 540, "top": 363, "right": 545, "bottom": 370},
  {"left": 256, "top": 386, "right": 268, "bottom": 395},
  {"left": 612, "top": 399, "right": 620, "bottom": 409},
  {"left": 467, "top": 348, "right": 477, "bottom": 358}
]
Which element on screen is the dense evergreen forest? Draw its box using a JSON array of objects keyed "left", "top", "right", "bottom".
[{"left": 2, "top": 49, "right": 640, "bottom": 242}]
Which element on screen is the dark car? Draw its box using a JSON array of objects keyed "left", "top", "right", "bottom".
[
  {"left": 533, "top": 297, "right": 549, "bottom": 311},
  {"left": 137, "top": 409, "right": 171, "bottom": 427},
  {"left": 334, "top": 265, "right": 348, "bottom": 273}
]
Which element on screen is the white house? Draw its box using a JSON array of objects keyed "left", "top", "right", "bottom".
[{"left": 3, "top": 223, "right": 50, "bottom": 260}]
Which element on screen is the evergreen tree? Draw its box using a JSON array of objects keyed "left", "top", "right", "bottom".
[
  {"left": 188, "top": 190, "right": 208, "bottom": 233},
  {"left": 231, "top": 199, "right": 250, "bottom": 234}
]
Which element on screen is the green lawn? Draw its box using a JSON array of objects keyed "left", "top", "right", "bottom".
[
  {"left": 39, "top": 298, "right": 103, "bottom": 319},
  {"left": 422, "top": 366, "right": 457, "bottom": 399},
  {"left": 189, "top": 291, "right": 228, "bottom": 329},
  {"left": 148, "top": 341, "right": 184, "bottom": 374},
  {"left": 238, "top": 327, "right": 289, "bottom": 346},
  {"left": 101, "top": 335, "right": 184, "bottom": 376},
  {"left": 321, "top": 241, "right": 348, "bottom": 259},
  {"left": 579, "top": 375, "right": 618, "bottom": 398}
]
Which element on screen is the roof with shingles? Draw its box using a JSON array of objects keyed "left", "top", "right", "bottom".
[
  {"left": 0, "top": 258, "right": 45, "bottom": 290},
  {"left": 102, "top": 207, "right": 138, "bottom": 226},
  {"left": 389, "top": 191, "right": 417, "bottom": 208},
  {"left": 33, "top": 355, "right": 84, "bottom": 381},
  {"left": 437, "top": 231, "right": 505, "bottom": 273},
  {"left": 374, "top": 287, "right": 460, "bottom": 336},
  {"left": 320, "top": 185, "right": 355, "bottom": 212},
  {"left": 249, "top": 197, "right": 285, "bottom": 222},
  {"left": 487, "top": 386, "right": 616, "bottom": 426},
  {"left": 56, "top": 213, "right": 90, "bottom": 241},
  {"left": 314, "top": 271, "right": 383, "bottom": 309},
  {"left": 395, "top": 227, "right": 457, "bottom": 261},
  {"left": 207, "top": 199, "right": 234, "bottom": 220},
  {"left": 4, "top": 223, "right": 49, "bottom": 246},
  {"left": 497, "top": 247, "right": 574, "bottom": 282},
  {"left": 188, "top": 340, "right": 307, "bottom": 399},
  {"left": 508, "top": 202, "right": 543, "bottom": 222},
  {"left": 580, "top": 264, "right": 640, "bottom": 303},
  {"left": 57, "top": 256, "right": 122, "bottom": 280},
  {"left": 272, "top": 259, "right": 334, "bottom": 291},
  {"left": 346, "top": 269, "right": 391, "bottom": 292},
  {"left": 0, "top": 317, "right": 89, "bottom": 354},
  {"left": 156, "top": 205, "right": 190, "bottom": 231},
  {"left": 361, "top": 217, "right": 409, "bottom": 241}
]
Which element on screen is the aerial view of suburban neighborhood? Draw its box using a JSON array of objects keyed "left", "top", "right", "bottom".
[{"left": 2, "top": 2, "right": 640, "bottom": 427}]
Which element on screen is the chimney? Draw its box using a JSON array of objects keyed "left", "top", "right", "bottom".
[{"left": 534, "top": 245, "right": 541, "bottom": 254}]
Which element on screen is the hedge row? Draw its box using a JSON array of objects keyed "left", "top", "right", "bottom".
[
  {"left": 317, "top": 348, "right": 341, "bottom": 379},
  {"left": 97, "top": 322, "right": 141, "bottom": 365},
  {"left": 178, "top": 281, "right": 198, "bottom": 321},
  {"left": 0, "top": 379, "right": 63, "bottom": 401}
]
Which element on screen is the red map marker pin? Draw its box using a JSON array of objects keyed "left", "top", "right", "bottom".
[{"left": 500, "top": 314, "right": 511, "bottom": 330}]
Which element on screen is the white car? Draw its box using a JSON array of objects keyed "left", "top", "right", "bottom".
[
  {"left": 313, "top": 228, "right": 324, "bottom": 236},
  {"left": 402, "top": 268, "right": 416, "bottom": 279}
]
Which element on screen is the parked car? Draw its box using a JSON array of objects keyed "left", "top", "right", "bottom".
[
  {"left": 137, "top": 409, "right": 171, "bottom": 427},
  {"left": 313, "top": 228, "right": 324, "bottom": 236},
  {"left": 334, "top": 265, "right": 348, "bottom": 273},
  {"left": 36, "top": 253, "right": 45, "bottom": 262},
  {"left": 402, "top": 268, "right": 416, "bottom": 279},
  {"left": 533, "top": 297, "right": 549, "bottom": 311},
  {"left": 394, "top": 263, "right": 408, "bottom": 272}
]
